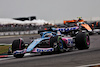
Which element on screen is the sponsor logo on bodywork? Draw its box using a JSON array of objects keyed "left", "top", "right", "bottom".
[
  {"left": 57, "top": 27, "right": 79, "bottom": 32},
  {"left": 32, "top": 48, "right": 54, "bottom": 52},
  {"left": 13, "top": 49, "right": 26, "bottom": 54}
]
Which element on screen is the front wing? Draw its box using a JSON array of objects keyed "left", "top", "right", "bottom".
[{"left": 13, "top": 48, "right": 54, "bottom": 55}]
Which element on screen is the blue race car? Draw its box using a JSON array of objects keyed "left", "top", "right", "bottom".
[{"left": 12, "top": 27, "right": 90, "bottom": 58}]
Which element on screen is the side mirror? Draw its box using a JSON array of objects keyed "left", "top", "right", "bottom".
[{"left": 24, "top": 43, "right": 30, "bottom": 47}]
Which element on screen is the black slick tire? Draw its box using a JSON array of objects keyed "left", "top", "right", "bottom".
[
  {"left": 75, "top": 32, "right": 90, "bottom": 50},
  {"left": 12, "top": 39, "right": 25, "bottom": 58},
  {"left": 14, "top": 54, "right": 24, "bottom": 58}
]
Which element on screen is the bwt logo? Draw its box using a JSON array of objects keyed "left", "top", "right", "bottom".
[
  {"left": 58, "top": 27, "right": 78, "bottom": 32},
  {"left": 68, "top": 39, "right": 73, "bottom": 44},
  {"left": 37, "top": 49, "right": 53, "bottom": 52}
]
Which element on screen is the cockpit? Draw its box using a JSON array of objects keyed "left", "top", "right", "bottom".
[
  {"left": 44, "top": 33, "right": 53, "bottom": 37},
  {"left": 77, "top": 22, "right": 87, "bottom": 26},
  {"left": 40, "top": 32, "right": 56, "bottom": 38}
]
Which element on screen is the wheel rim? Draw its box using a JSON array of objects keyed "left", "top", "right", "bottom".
[
  {"left": 59, "top": 40, "right": 63, "bottom": 49},
  {"left": 54, "top": 42, "right": 57, "bottom": 48},
  {"left": 86, "top": 36, "right": 90, "bottom": 45}
]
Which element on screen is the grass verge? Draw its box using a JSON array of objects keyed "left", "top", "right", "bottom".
[{"left": 0, "top": 45, "right": 11, "bottom": 55}]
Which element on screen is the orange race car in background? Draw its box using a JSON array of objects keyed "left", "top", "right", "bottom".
[{"left": 63, "top": 17, "right": 97, "bottom": 35}]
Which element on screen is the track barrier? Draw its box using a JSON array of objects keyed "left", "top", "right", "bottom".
[{"left": 0, "top": 30, "right": 38, "bottom": 36}]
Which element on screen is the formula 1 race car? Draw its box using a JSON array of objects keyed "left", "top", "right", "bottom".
[
  {"left": 64, "top": 17, "right": 100, "bottom": 35},
  {"left": 12, "top": 28, "right": 90, "bottom": 58},
  {"left": 63, "top": 17, "right": 94, "bottom": 35},
  {"left": 88, "top": 21, "right": 100, "bottom": 34}
]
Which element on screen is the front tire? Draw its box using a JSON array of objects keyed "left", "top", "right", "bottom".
[
  {"left": 50, "top": 36, "right": 64, "bottom": 52},
  {"left": 14, "top": 54, "right": 24, "bottom": 58},
  {"left": 12, "top": 39, "right": 25, "bottom": 58}
]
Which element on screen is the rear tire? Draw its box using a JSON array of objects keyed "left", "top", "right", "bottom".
[{"left": 75, "top": 32, "right": 90, "bottom": 50}]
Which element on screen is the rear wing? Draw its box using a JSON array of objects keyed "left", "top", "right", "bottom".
[
  {"left": 64, "top": 20, "right": 77, "bottom": 24},
  {"left": 56, "top": 26, "right": 79, "bottom": 32},
  {"left": 38, "top": 26, "right": 79, "bottom": 35}
]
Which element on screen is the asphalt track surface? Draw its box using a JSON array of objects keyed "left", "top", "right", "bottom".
[
  {"left": 0, "top": 34, "right": 40, "bottom": 44},
  {"left": 0, "top": 34, "right": 100, "bottom": 67}
]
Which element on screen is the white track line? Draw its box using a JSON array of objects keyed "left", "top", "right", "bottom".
[
  {"left": 0, "top": 53, "right": 38, "bottom": 61},
  {"left": 0, "top": 43, "right": 12, "bottom": 45},
  {"left": 0, "top": 36, "right": 16, "bottom": 38},
  {"left": 77, "top": 63, "right": 100, "bottom": 67}
]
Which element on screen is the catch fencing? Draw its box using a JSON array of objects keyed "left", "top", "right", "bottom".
[{"left": 0, "top": 30, "right": 38, "bottom": 36}]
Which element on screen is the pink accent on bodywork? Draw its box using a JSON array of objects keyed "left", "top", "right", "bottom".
[
  {"left": 86, "top": 36, "right": 90, "bottom": 45},
  {"left": 23, "top": 49, "right": 27, "bottom": 53},
  {"left": 32, "top": 48, "right": 37, "bottom": 52},
  {"left": 62, "top": 37, "right": 72, "bottom": 44},
  {"left": 76, "top": 26, "right": 79, "bottom": 29},
  {"left": 19, "top": 39, "right": 22, "bottom": 49},
  {"left": 13, "top": 49, "right": 27, "bottom": 54}
]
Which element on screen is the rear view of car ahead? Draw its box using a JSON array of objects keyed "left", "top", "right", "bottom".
[
  {"left": 12, "top": 28, "right": 90, "bottom": 58},
  {"left": 63, "top": 17, "right": 94, "bottom": 35}
]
